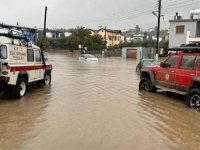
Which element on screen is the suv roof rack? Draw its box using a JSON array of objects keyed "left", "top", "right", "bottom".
[{"left": 168, "top": 42, "right": 200, "bottom": 52}]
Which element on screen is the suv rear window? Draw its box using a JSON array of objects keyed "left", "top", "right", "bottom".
[
  {"left": 0, "top": 45, "right": 7, "bottom": 59},
  {"left": 180, "top": 56, "right": 196, "bottom": 70},
  {"left": 27, "top": 49, "right": 34, "bottom": 62},
  {"left": 35, "top": 49, "right": 41, "bottom": 62}
]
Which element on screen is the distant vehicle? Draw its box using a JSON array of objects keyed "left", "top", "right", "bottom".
[
  {"left": 136, "top": 59, "right": 160, "bottom": 72},
  {"left": 79, "top": 54, "right": 98, "bottom": 62}
]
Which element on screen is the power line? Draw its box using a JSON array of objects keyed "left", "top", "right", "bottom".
[{"left": 65, "top": 0, "right": 200, "bottom": 28}]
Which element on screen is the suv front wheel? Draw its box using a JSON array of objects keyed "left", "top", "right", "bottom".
[
  {"left": 139, "top": 78, "right": 156, "bottom": 92},
  {"left": 43, "top": 73, "right": 51, "bottom": 85},
  {"left": 187, "top": 88, "right": 200, "bottom": 110}
]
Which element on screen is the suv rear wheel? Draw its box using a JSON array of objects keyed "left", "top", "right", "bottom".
[
  {"left": 139, "top": 78, "right": 156, "bottom": 92},
  {"left": 187, "top": 88, "right": 200, "bottom": 110},
  {"left": 15, "top": 78, "right": 27, "bottom": 98}
]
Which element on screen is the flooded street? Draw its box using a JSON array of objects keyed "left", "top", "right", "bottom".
[{"left": 0, "top": 53, "right": 200, "bottom": 150}]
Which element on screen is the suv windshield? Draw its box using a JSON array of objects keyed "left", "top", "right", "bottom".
[
  {"left": 142, "top": 59, "right": 160, "bottom": 66},
  {"left": 0, "top": 45, "right": 7, "bottom": 59}
]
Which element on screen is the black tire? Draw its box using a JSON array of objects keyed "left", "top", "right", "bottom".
[
  {"left": 139, "top": 78, "right": 156, "bottom": 92},
  {"left": 43, "top": 73, "right": 51, "bottom": 85},
  {"left": 15, "top": 78, "right": 27, "bottom": 98},
  {"left": 186, "top": 88, "right": 200, "bottom": 110}
]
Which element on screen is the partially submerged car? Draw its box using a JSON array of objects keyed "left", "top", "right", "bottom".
[
  {"left": 139, "top": 43, "right": 200, "bottom": 110},
  {"left": 136, "top": 59, "right": 160, "bottom": 73},
  {"left": 79, "top": 54, "right": 98, "bottom": 62}
]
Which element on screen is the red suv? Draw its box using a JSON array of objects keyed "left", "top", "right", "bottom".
[{"left": 139, "top": 43, "right": 200, "bottom": 110}]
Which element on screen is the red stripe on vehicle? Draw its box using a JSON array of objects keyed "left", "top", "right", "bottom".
[{"left": 10, "top": 65, "right": 52, "bottom": 72}]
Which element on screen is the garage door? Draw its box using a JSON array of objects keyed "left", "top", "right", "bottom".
[{"left": 127, "top": 49, "right": 137, "bottom": 59}]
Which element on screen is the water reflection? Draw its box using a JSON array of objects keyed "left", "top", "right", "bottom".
[
  {"left": 0, "top": 86, "right": 51, "bottom": 150},
  {"left": 138, "top": 91, "right": 200, "bottom": 150}
]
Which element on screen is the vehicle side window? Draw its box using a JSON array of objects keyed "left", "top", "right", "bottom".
[
  {"left": 35, "top": 49, "right": 41, "bottom": 63},
  {"left": 27, "top": 49, "right": 34, "bottom": 62},
  {"left": 194, "top": 56, "right": 200, "bottom": 70},
  {"left": 0, "top": 45, "right": 7, "bottom": 59},
  {"left": 165, "top": 55, "right": 179, "bottom": 68},
  {"left": 180, "top": 56, "right": 196, "bottom": 70}
]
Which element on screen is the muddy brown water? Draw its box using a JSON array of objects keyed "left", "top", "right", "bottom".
[{"left": 0, "top": 53, "right": 200, "bottom": 150}]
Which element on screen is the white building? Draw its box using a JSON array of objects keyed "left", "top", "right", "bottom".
[
  {"left": 169, "top": 10, "right": 200, "bottom": 48},
  {"left": 125, "top": 35, "right": 144, "bottom": 42},
  {"left": 37, "top": 29, "right": 71, "bottom": 39}
]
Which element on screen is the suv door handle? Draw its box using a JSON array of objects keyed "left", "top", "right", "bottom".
[
  {"left": 171, "top": 71, "right": 175, "bottom": 73},
  {"left": 190, "top": 74, "right": 195, "bottom": 76}
]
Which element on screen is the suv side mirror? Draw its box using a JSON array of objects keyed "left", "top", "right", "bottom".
[{"left": 160, "top": 62, "right": 170, "bottom": 68}]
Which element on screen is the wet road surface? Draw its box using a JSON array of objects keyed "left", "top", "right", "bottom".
[{"left": 0, "top": 53, "right": 200, "bottom": 150}]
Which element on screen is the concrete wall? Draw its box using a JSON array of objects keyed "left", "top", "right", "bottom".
[{"left": 169, "top": 21, "right": 197, "bottom": 48}]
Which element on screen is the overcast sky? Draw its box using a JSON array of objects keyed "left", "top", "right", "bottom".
[{"left": 0, "top": 0, "right": 199, "bottom": 31}]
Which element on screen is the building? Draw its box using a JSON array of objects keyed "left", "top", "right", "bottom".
[
  {"left": 126, "top": 34, "right": 145, "bottom": 42},
  {"left": 169, "top": 10, "right": 200, "bottom": 48},
  {"left": 91, "top": 28, "right": 122, "bottom": 47},
  {"left": 122, "top": 47, "right": 154, "bottom": 60},
  {"left": 123, "top": 27, "right": 168, "bottom": 43},
  {"left": 37, "top": 29, "right": 71, "bottom": 39}
]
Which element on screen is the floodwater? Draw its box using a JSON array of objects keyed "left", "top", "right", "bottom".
[{"left": 0, "top": 53, "right": 200, "bottom": 150}]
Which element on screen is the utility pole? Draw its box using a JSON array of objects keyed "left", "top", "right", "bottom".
[
  {"left": 156, "top": 0, "right": 161, "bottom": 60},
  {"left": 41, "top": 6, "right": 47, "bottom": 66},
  {"left": 43, "top": 6, "right": 47, "bottom": 41}
]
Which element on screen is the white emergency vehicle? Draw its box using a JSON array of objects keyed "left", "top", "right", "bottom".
[{"left": 0, "top": 30, "right": 52, "bottom": 98}]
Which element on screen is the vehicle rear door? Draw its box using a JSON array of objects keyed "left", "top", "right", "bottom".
[
  {"left": 156, "top": 55, "right": 179, "bottom": 89},
  {"left": 175, "top": 55, "right": 198, "bottom": 92},
  {"left": 34, "top": 49, "right": 44, "bottom": 80},
  {"left": 27, "top": 49, "right": 35, "bottom": 81}
]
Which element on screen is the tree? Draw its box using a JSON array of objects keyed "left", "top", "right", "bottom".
[
  {"left": 68, "top": 26, "right": 91, "bottom": 48},
  {"left": 135, "top": 25, "right": 141, "bottom": 35},
  {"left": 159, "top": 39, "right": 169, "bottom": 49},
  {"left": 67, "top": 27, "right": 104, "bottom": 51},
  {"left": 39, "top": 26, "right": 105, "bottom": 51}
]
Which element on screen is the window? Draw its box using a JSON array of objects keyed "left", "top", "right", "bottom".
[
  {"left": 180, "top": 56, "right": 196, "bottom": 70},
  {"left": 194, "top": 56, "right": 200, "bottom": 70},
  {"left": 35, "top": 50, "right": 41, "bottom": 62},
  {"left": 165, "top": 55, "right": 179, "bottom": 68},
  {"left": 176, "top": 25, "right": 185, "bottom": 34},
  {"left": 27, "top": 49, "right": 34, "bottom": 62},
  {"left": 0, "top": 45, "right": 7, "bottom": 59}
]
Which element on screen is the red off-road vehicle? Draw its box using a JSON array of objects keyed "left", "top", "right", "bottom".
[{"left": 139, "top": 43, "right": 200, "bottom": 109}]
